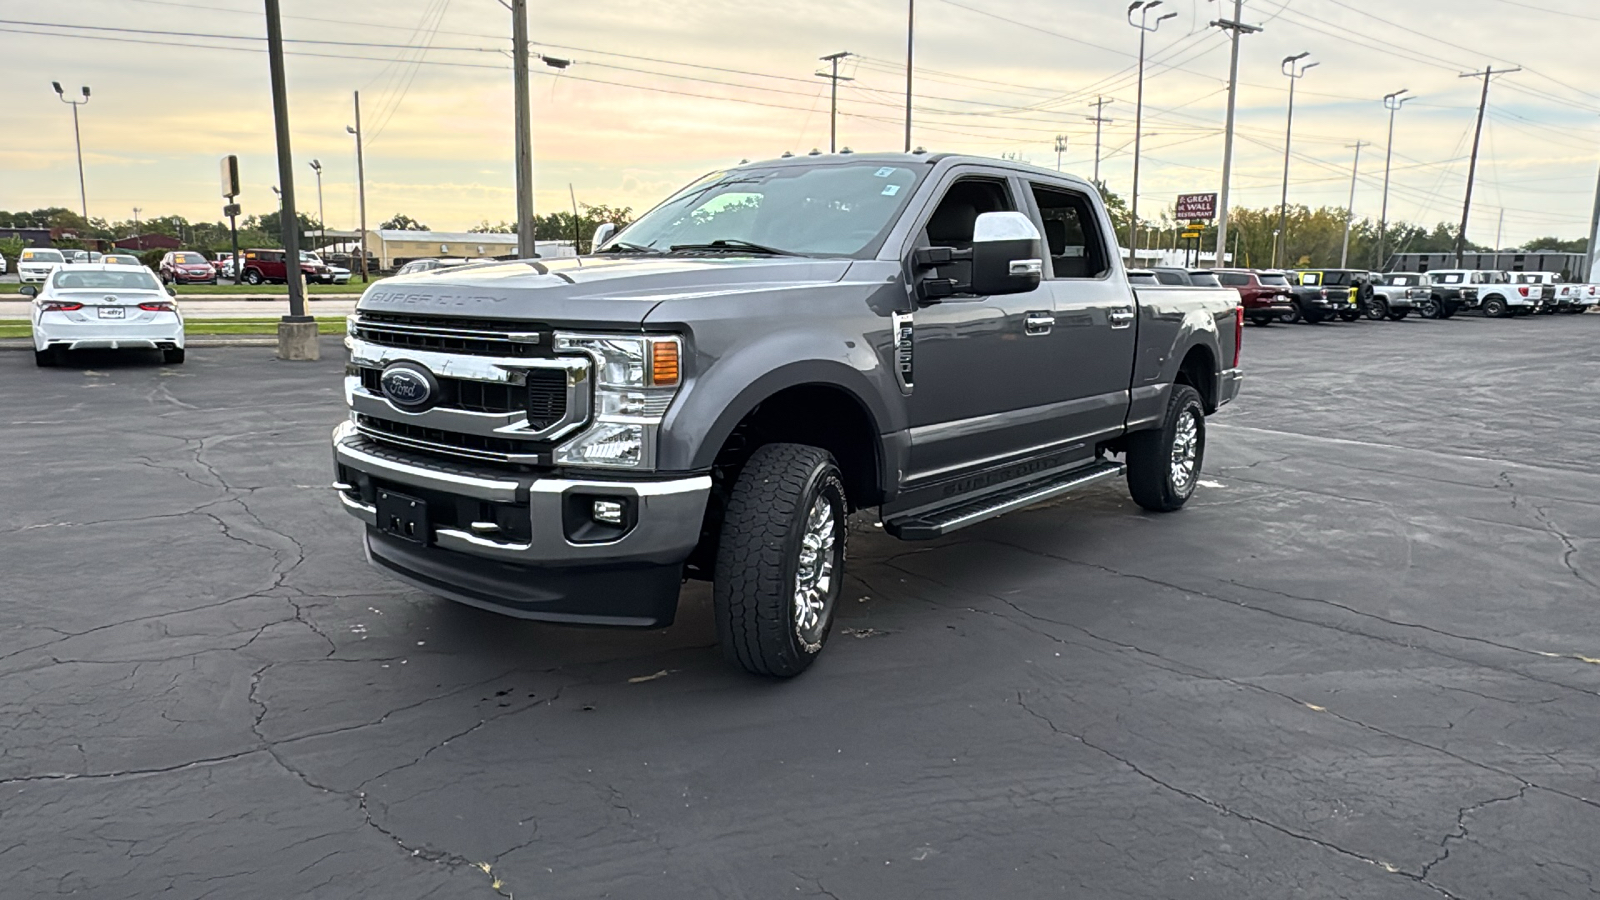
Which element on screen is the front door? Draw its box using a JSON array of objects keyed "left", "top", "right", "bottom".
[{"left": 901, "top": 172, "right": 1071, "bottom": 484}]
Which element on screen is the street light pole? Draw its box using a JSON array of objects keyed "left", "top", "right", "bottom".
[
  {"left": 308, "top": 159, "right": 324, "bottom": 253},
  {"left": 51, "top": 82, "right": 91, "bottom": 220},
  {"left": 347, "top": 92, "right": 368, "bottom": 283},
  {"left": 1127, "top": 2, "right": 1177, "bottom": 264},
  {"left": 1376, "top": 89, "right": 1412, "bottom": 271},
  {"left": 1276, "top": 52, "right": 1317, "bottom": 269},
  {"left": 263, "top": 0, "right": 314, "bottom": 360},
  {"left": 1340, "top": 141, "right": 1365, "bottom": 268},
  {"left": 1210, "top": 0, "right": 1261, "bottom": 269},
  {"left": 904, "top": 0, "right": 915, "bottom": 152},
  {"left": 816, "top": 52, "right": 853, "bottom": 153}
]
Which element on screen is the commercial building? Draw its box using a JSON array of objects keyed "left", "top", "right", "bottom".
[
  {"left": 1390, "top": 251, "right": 1586, "bottom": 277},
  {"left": 313, "top": 230, "right": 576, "bottom": 271}
]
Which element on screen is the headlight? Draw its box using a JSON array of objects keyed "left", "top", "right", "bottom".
[{"left": 554, "top": 333, "right": 682, "bottom": 469}]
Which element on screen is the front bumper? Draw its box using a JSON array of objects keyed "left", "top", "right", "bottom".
[
  {"left": 172, "top": 270, "right": 215, "bottom": 283},
  {"left": 18, "top": 269, "right": 52, "bottom": 284},
  {"left": 331, "top": 421, "right": 710, "bottom": 626}
]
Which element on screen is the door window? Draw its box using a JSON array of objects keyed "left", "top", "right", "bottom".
[
  {"left": 919, "top": 177, "right": 1016, "bottom": 290},
  {"left": 1028, "top": 184, "right": 1108, "bottom": 278}
]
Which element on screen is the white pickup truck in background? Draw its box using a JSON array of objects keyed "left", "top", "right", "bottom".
[
  {"left": 1512, "top": 272, "right": 1595, "bottom": 314},
  {"left": 1426, "top": 269, "right": 1539, "bottom": 318}
]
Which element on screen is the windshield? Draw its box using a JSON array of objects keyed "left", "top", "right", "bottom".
[
  {"left": 51, "top": 269, "right": 161, "bottom": 291},
  {"left": 1259, "top": 273, "right": 1289, "bottom": 286},
  {"left": 607, "top": 162, "right": 927, "bottom": 258},
  {"left": 301, "top": 252, "right": 322, "bottom": 264},
  {"left": 173, "top": 253, "right": 206, "bottom": 264},
  {"left": 103, "top": 255, "right": 141, "bottom": 265},
  {"left": 22, "top": 249, "right": 66, "bottom": 263}
]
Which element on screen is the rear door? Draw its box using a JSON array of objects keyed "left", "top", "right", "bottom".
[{"left": 1024, "top": 179, "right": 1136, "bottom": 444}]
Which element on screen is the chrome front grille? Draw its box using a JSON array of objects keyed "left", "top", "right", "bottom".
[
  {"left": 346, "top": 315, "right": 591, "bottom": 465},
  {"left": 352, "top": 312, "right": 547, "bottom": 358}
]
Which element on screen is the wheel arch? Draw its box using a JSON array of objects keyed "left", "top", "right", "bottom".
[{"left": 1173, "top": 342, "right": 1219, "bottom": 414}]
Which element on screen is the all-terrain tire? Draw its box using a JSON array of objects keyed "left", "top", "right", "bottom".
[
  {"left": 1365, "top": 298, "right": 1388, "bottom": 321},
  {"left": 163, "top": 348, "right": 186, "bottom": 365},
  {"left": 713, "top": 443, "right": 848, "bottom": 678},
  {"left": 34, "top": 347, "right": 57, "bottom": 367},
  {"left": 1482, "top": 296, "right": 1509, "bottom": 318},
  {"left": 1126, "top": 384, "right": 1206, "bottom": 513}
]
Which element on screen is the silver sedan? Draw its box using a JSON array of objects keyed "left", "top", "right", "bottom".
[{"left": 26, "top": 264, "right": 186, "bottom": 367}]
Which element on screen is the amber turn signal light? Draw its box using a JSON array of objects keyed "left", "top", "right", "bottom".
[{"left": 650, "top": 339, "right": 680, "bottom": 387}]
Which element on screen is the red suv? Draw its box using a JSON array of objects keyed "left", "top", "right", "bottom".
[
  {"left": 160, "top": 251, "right": 219, "bottom": 285},
  {"left": 239, "top": 248, "right": 334, "bottom": 285},
  {"left": 1215, "top": 269, "right": 1296, "bottom": 325}
]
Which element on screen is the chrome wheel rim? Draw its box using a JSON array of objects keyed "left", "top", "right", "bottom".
[
  {"left": 1170, "top": 409, "right": 1200, "bottom": 495},
  {"left": 793, "top": 495, "right": 837, "bottom": 648}
]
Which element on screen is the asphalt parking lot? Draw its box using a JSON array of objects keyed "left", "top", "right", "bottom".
[{"left": 4, "top": 315, "right": 1599, "bottom": 899}]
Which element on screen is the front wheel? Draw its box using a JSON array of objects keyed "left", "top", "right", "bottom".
[
  {"left": 713, "top": 443, "right": 848, "bottom": 677},
  {"left": 1365, "top": 298, "right": 1389, "bottom": 320},
  {"left": 1126, "top": 384, "right": 1206, "bottom": 513},
  {"left": 1283, "top": 303, "right": 1304, "bottom": 325},
  {"left": 1482, "top": 296, "right": 1509, "bottom": 318}
]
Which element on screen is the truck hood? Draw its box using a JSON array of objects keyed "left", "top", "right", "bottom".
[{"left": 357, "top": 255, "right": 854, "bottom": 327}]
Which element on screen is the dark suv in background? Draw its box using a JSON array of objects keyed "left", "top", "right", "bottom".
[{"left": 240, "top": 248, "right": 334, "bottom": 285}]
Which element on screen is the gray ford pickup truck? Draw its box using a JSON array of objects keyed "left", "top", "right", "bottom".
[{"left": 331, "top": 153, "right": 1243, "bottom": 676}]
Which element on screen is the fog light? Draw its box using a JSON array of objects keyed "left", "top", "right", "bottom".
[{"left": 592, "top": 500, "right": 624, "bottom": 525}]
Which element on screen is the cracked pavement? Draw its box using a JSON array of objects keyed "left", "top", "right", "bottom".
[{"left": 3, "top": 318, "right": 1599, "bottom": 899}]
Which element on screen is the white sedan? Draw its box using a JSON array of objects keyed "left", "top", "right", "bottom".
[{"left": 25, "top": 264, "right": 185, "bottom": 367}]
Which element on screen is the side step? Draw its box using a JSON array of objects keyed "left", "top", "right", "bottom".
[{"left": 883, "top": 460, "right": 1125, "bottom": 540}]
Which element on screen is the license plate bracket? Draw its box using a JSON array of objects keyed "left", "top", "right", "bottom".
[
  {"left": 376, "top": 489, "right": 429, "bottom": 544},
  {"left": 98, "top": 306, "right": 125, "bottom": 319}
]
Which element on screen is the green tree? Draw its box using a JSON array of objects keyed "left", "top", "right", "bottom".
[
  {"left": 468, "top": 220, "right": 515, "bottom": 234},
  {"left": 1523, "top": 236, "right": 1587, "bottom": 253},
  {"left": 380, "top": 213, "right": 429, "bottom": 231}
]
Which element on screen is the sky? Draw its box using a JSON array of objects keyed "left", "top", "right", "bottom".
[{"left": 4, "top": 0, "right": 1598, "bottom": 248}]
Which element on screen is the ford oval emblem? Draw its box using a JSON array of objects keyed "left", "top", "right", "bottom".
[{"left": 379, "top": 363, "right": 437, "bottom": 410}]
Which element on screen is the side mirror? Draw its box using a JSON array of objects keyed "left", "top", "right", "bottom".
[
  {"left": 591, "top": 222, "right": 618, "bottom": 250},
  {"left": 166, "top": 285, "right": 177, "bottom": 297},
  {"left": 19, "top": 285, "right": 38, "bottom": 298},
  {"left": 970, "top": 211, "right": 1043, "bottom": 296}
]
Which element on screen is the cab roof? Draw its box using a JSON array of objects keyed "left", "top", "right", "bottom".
[{"left": 731, "top": 151, "right": 1100, "bottom": 192}]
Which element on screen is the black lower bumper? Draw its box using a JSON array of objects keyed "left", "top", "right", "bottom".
[{"left": 366, "top": 530, "right": 684, "bottom": 627}]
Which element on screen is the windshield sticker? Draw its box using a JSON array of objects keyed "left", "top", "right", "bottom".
[
  {"left": 882, "top": 184, "right": 901, "bottom": 196},
  {"left": 875, "top": 167, "right": 896, "bottom": 177}
]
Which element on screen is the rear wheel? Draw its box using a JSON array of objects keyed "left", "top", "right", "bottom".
[
  {"left": 162, "top": 348, "right": 186, "bottom": 365},
  {"left": 1387, "top": 309, "right": 1409, "bottom": 321},
  {"left": 33, "top": 347, "right": 57, "bottom": 367},
  {"left": 1284, "top": 303, "right": 1305, "bottom": 325},
  {"left": 713, "top": 443, "right": 848, "bottom": 677},
  {"left": 1249, "top": 315, "right": 1273, "bottom": 326},
  {"left": 1338, "top": 311, "right": 1361, "bottom": 322},
  {"left": 1126, "top": 384, "right": 1205, "bottom": 513}
]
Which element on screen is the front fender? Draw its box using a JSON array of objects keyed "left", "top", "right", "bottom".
[{"left": 654, "top": 326, "right": 903, "bottom": 474}]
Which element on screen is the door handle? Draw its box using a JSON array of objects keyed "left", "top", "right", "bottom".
[
  {"left": 1024, "top": 313, "right": 1055, "bottom": 335},
  {"left": 1109, "top": 308, "right": 1135, "bottom": 329}
]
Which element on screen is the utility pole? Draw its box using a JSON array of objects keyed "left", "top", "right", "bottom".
[
  {"left": 1586, "top": 161, "right": 1600, "bottom": 283},
  {"left": 263, "top": 0, "right": 314, "bottom": 360},
  {"left": 1494, "top": 208, "right": 1505, "bottom": 252},
  {"left": 1456, "top": 65, "right": 1519, "bottom": 267},
  {"left": 1340, "top": 141, "right": 1365, "bottom": 268},
  {"left": 1210, "top": 0, "right": 1261, "bottom": 269},
  {"left": 308, "top": 159, "right": 324, "bottom": 252},
  {"left": 52, "top": 82, "right": 91, "bottom": 220},
  {"left": 1276, "top": 53, "right": 1317, "bottom": 268},
  {"left": 131, "top": 207, "right": 141, "bottom": 247},
  {"left": 347, "top": 92, "right": 369, "bottom": 282},
  {"left": 1127, "top": 2, "right": 1177, "bottom": 263},
  {"left": 1054, "top": 135, "right": 1068, "bottom": 172},
  {"left": 511, "top": 0, "right": 536, "bottom": 258},
  {"left": 816, "top": 52, "right": 853, "bottom": 153},
  {"left": 904, "top": 0, "right": 915, "bottom": 152},
  {"left": 1376, "top": 89, "right": 1412, "bottom": 271},
  {"left": 1086, "top": 97, "right": 1113, "bottom": 184}
]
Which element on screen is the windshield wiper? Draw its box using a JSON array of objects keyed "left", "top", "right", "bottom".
[
  {"left": 668, "top": 239, "right": 796, "bottom": 256},
  {"left": 598, "top": 241, "right": 657, "bottom": 253}
]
